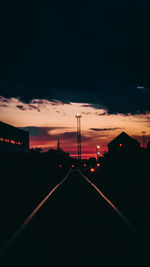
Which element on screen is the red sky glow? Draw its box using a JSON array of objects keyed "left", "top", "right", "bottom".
[{"left": 0, "top": 97, "right": 150, "bottom": 158}]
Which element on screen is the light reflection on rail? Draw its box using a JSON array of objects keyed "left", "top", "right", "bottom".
[{"left": 0, "top": 168, "right": 72, "bottom": 257}]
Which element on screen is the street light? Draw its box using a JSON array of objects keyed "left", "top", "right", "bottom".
[
  {"left": 75, "top": 113, "right": 81, "bottom": 119},
  {"left": 96, "top": 145, "right": 100, "bottom": 161}
]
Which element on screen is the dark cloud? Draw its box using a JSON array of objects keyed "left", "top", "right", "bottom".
[
  {"left": 31, "top": 100, "right": 47, "bottom": 105},
  {"left": 50, "top": 101, "right": 64, "bottom": 106},
  {"left": 0, "top": 97, "right": 9, "bottom": 108},
  {"left": 0, "top": 97, "right": 10, "bottom": 103},
  {"left": 98, "top": 112, "right": 108, "bottom": 116},
  {"left": 20, "top": 126, "right": 99, "bottom": 145},
  {"left": 81, "top": 104, "right": 92, "bottom": 108},
  {"left": 28, "top": 104, "right": 40, "bottom": 112},
  {"left": 90, "top": 127, "right": 121, "bottom": 132},
  {"left": 1, "top": 1, "right": 150, "bottom": 114},
  {"left": 60, "top": 131, "right": 96, "bottom": 143},
  {"left": 0, "top": 104, "right": 8, "bottom": 108},
  {"left": 16, "top": 103, "right": 41, "bottom": 112},
  {"left": 16, "top": 104, "right": 41, "bottom": 112},
  {"left": 20, "top": 126, "right": 71, "bottom": 139},
  {"left": 16, "top": 105, "right": 26, "bottom": 111}
]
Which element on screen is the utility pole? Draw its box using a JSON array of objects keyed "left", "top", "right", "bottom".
[
  {"left": 57, "top": 138, "right": 60, "bottom": 151},
  {"left": 75, "top": 114, "right": 82, "bottom": 159}
]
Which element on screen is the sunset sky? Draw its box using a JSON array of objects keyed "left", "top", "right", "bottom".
[
  {"left": 0, "top": 1, "right": 150, "bottom": 158},
  {"left": 0, "top": 96, "right": 149, "bottom": 158}
]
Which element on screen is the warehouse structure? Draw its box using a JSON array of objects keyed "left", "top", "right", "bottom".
[
  {"left": 0, "top": 121, "right": 29, "bottom": 153},
  {"left": 108, "top": 131, "right": 140, "bottom": 154}
]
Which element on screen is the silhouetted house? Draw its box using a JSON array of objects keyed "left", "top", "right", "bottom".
[
  {"left": 0, "top": 121, "right": 29, "bottom": 153},
  {"left": 108, "top": 132, "right": 140, "bottom": 154}
]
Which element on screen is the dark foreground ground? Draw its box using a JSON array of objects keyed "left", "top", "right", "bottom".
[{"left": 0, "top": 156, "right": 150, "bottom": 266}]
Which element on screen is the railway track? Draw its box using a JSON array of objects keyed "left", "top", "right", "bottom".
[{"left": 0, "top": 166, "right": 149, "bottom": 266}]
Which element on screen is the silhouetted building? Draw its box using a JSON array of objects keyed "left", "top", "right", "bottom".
[
  {"left": 108, "top": 132, "right": 140, "bottom": 154},
  {"left": 0, "top": 121, "right": 29, "bottom": 153}
]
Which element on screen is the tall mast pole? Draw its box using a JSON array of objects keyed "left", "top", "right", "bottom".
[{"left": 75, "top": 114, "right": 82, "bottom": 159}]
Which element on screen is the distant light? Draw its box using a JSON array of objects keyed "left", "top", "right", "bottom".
[
  {"left": 137, "top": 86, "right": 144, "bottom": 89},
  {"left": 97, "top": 145, "right": 100, "bottom": 149},
  {"left": 4, "top": 139, "right": 10, "bottom": 143},
  {"left": 72, "top": 165, "right": 75, "bottom": 168},
  {"left": 90, "top": 168, "right": 95, "bottom": 172},
  {"left": 97, "top": 152, "right": 100, "bottom": 155},
  {"left": 83, "top": 163, "right": 87, "bottom": 167},
  {"left": 119, "top": 144, "right": 123, "bottom": 147},
  {"left": 59, "top": 164, "right": 62, "bottom": 168},
  {"left": 75, "top": 113, "right": 82, "bottom": 118},
  {"left": 97, "top": 163, "right": 100, "bottom": 167}
]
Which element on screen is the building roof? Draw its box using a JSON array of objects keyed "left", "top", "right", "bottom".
[
  {"left": 108, "top": 131, "right": 139, "bottom": 146},
  {"left": 0, "top": 121, "right": 29, "bottom": 142}
]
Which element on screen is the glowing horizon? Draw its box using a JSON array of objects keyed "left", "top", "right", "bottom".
[{"left": 0, "top": 96, "right": 150, "bottom": 158}]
